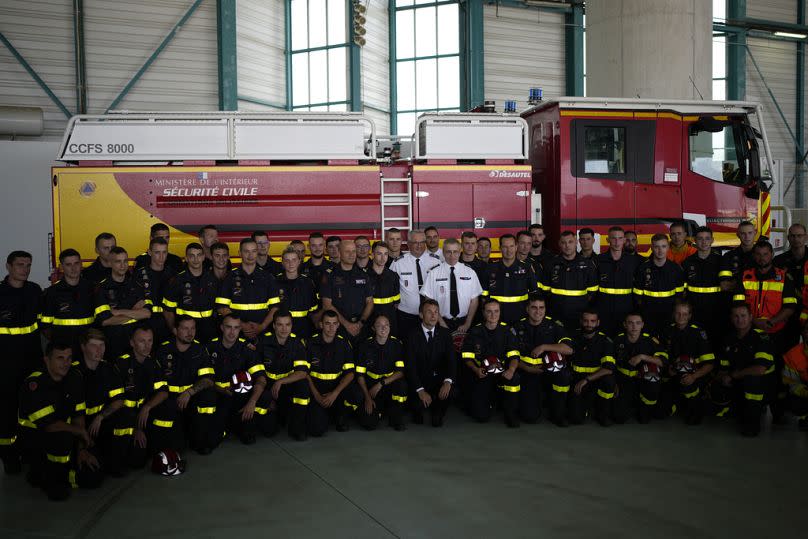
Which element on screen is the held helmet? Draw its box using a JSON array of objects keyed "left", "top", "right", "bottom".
[
  {"left": 231, "top": 370, "right": 253, "bottom": 394},
  {"left": 151, "top": 448, "right": 186, "bottom": 476},
  {"left": 543, "top": 351, "right": 566, "bottom": 372},
  {"left": 482, "top": 355, "right": 504, "bottom": 374}
]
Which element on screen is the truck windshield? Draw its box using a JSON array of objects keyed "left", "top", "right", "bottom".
[{"left": 688, "top": 118, "right": 745, "bottom": 185}]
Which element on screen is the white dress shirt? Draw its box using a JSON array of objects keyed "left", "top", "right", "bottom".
[
  {"left": 391, "top": 252, "right": 440, "bottom": 315},
  {"left": 421, "top": 261, "right": 483, "bottom": 319}
]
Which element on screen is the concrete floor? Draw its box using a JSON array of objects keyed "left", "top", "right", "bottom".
[{"left": 2, "top": 413, "right": 806, "bottom": 539}]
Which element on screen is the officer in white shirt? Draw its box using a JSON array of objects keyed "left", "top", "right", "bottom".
[
  {"left": 391, "top": 229, "right": 440, "bottom": 341},
  {"left": 424, "top": 226, "right": 445, "bottom": 263},
  {"left": 421, "top": 238, "right": 482, "bottom": 333}
]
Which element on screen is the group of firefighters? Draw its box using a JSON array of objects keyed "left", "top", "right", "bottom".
[{"left": 2, "top": 219, "right": 808, "bottom": 501}]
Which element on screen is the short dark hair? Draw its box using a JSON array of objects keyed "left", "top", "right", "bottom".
[
  {"left": 624, "top": 311, "right": 643, "bottom": 322},
  {"left": 560, "top": 230, "right": 576, "bottom": 239},
  {"left": 673, "top": 298, "right": 693, "bottom": 313},
  {"left": 461, "top": 231, "right": 477, "bottom": 240},
  {"left": 385, "top": 228, "right": 401, "bottom": 235},
  {"left": 290, "top": 239, "right": 305, "bottom": 247},
  {"left": 326, "top": 236, "right": 341, "bottom": 244},
  {"left": 148, "top": 237, "right": 168, "bottom": 250},
  {"left": 580, "top": 307, "right": 599, "bottom": 319},
  {"left": 199, "top": 225, "right": 217, "bottom": 236},
  {"left": 731, "top": 301, "right": 751, "bottom": 314},
  {"left": 420, "top": 298, "right": 440, "bottom": 312},
  {"left": 499, "top": 233, "right": 517, "bottom": 244},
  {"left": 651, "top": 233, "right": 669, "bottom": 244},
  {"left": 516, "top": 230, "right": 531, "bottom": 240},
  {"left": 59, "top": 248, "right": 81, "bottom": 263},
  {"left": 738, "top": 220, "right": 755, "bottom": 229},
  {"left": 694, "top": 226, "right": 713, "bottom": 237},
  {"left": 308, "top": 232, "right": 324, "bottom": 240},
  {"left": 624, "top": 230, "right": 638, "bottom": 237},
  {"left": 579, "top": 228, "right": 594, "bottom": 237},
  {"left": 80, "top": 328, "right": 106, "bottom": 345},
  {"left": 321, "top": 309, "right": 339, "bottom": 321},
  {"left": 221, "top": 312, "right": 242, "bottom": 324},
  {"left": 355, "top": 235, "right": 370, "bottom": 244},
  {"left": 754, "top": 240, "right": 773, "bottom": 253},
  {"left": 210, "top": 241, "right": 229, "bottom": 254},
  {"left": 251, "top": 230, "right": 268, "bottom": 241},
  {"left": 527, "top": 294, "right": 547, "bottom": 306},
  {"left": 424, "top": 226, "right": 438, "bottom": 234},
  {"left": 372, "top": 241, "right": 389, "bottom": 252},
  {"left": 109, "top": 246, "right": 128, "bottom": 257},
  {"left": 7, "top": 250, "right": 32, "bottom": 265},
  {"left": 45, "top": 340, "right": 72, "bottom": 358},
  {"left": 607, "top": 226, "right": 624, "bottom": 235},
  {"left": 478, "top": 236, "right": 491, "bottom": 245},
  {"left": 175, "top": 314, "right": 195, "bottom": 329},
  {"left": 669, "top": 221, "right": 687, "bottom": 233},
  {"left": 528, "top": 224, "right": 545, "bottom": 232},
  {"left": 150, "top": 223, "right": 169, "bottom": 237},
  {"left": 185, "top": 242, "right": 204, "bottom": 253},
  {"left": 239, "top": 237, "right": 257, "bottom": 250},
  {"left": 273, "top": 310, "right": 293, "bottom": 324},
  {"left": 95, "top": 232, "right": 115, "bottom": 247}
]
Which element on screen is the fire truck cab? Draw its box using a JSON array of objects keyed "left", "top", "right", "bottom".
[{"left": 522, "top": 97, "right": 776, "bottom": 251}]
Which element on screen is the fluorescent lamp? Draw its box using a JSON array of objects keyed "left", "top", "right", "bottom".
[{"left": 774, "top": 31, "right": 807, "bottom": 39}]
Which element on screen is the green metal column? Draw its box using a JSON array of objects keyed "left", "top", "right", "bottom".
[
  {"left": 285, "top": 0, "right": 293, "bottom": 110},
  {"left": 565, "top": 1, "right": 584, "bottom": 97},
  {"left": 217, "top": 0, "right": 238, "bottom": 111},
  {"left": 726, "top": 0, "right": 746, "bottom": 100},
  {"left": 348, "top": 0, "right": 362, "bottom": 112},
  {"left": 388, "top": 0, "right": 397, "bottom": 133},
  {"left": 796, "top": 0, "right": 805, "bottom": 206},
  {"left": 461, "top": 0, "right": 484, "bottom": 111},
  {"left": 73, "top": 0, "right": 87, "bottom": 114}
]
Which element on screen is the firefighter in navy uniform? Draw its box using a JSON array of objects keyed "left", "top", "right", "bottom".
[
  {"left": 0, "top": 250, "right": 42, "bottom": 474},
  {"left": 711, "top": 302, "right": 775, "bottom": 437},
  {"left": 301, "top": 232, "right": 335, "bottom": 293},
  {"left": 162, "top": 243, "right": 221, "bottom": 344},
  {"left": 148, "top": 316, "right": 218, "bottom": 455},
  {"left": 356, "top": 314, "right": 408, "bottom": 430},
  {"left": 133, "top": 223, "right": 184, "bottom": 274},
  {"left": 484, "top": 234, "right": 539, "bottom": 326},
  {"left": 102, "top": 326, "right": 161, "bottom": 474},
  {"left": 321, "top": 240, "right": 374, "bottom": 345},
  {"left": 595, "top": 227, "right": 640, "bottom": 336},
  {"left": 17, "top": 341, "right": 104, "bottom": 501},
  {"left": 566, "top": 309, "right": 616, "bottom": 426},
  {"left": 612, "top": 313, "right": 668, "bottom": 424},
  {"left": 461, "top": 300, "right": 522, "bottom": 427},
  {"left": 206, "top": 314, "right": 271, "bottom": 445},
  {"left": 253, "top": 230, "right": 284, "bottom": 275},
  {"left": 276, "top": 247, "right": 319, "bottom": 339},
  {"left": 542, "top": 231, "right": 599, "bottom": 331},
  {"left": 774, "top": 224, "right": 808, "bottom": 351},
  {"left": 719, "top": 221, "right": 757, "bottom": 292},
  {"left": 82, "top": 232, "right": 116, "bottom": 285},
  {"left": 94, "top": 246, "right": 151, "bottom": 360},
  {"left": 514, "top": 296, "right": 572, "bottom": 424},
  {"left": 367, "top": 241, "right": 401, "bottom": 335},
  {"left": 134, "top": 237, "right": 176, "bottom": 344},
  {"left": 42, "top": 249, "right": 97, "bottom": 348},
  {"left": 682, "top": 227, "right": 723, "bottom": 346},
  {"left": 261, "top": 311, "right": 310, "bottom": 440},
  {"left": 216, "top": 238, "right": 281, "bottom": 344},
  {"left": 634, "top": 234, "right": 685, "bottom": 337},
  {"left": 306, "top": 310, "right": 361, "bottom": 436},
  {"left": 732, "top": 240, "right": 798, "bottom": 421},
  {"left": 661, "top": 301, "right": 715, "bottom": 425}
]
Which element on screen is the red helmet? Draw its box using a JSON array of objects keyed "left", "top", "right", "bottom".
[
  {"left": 482, "top": 355, "right": 504, "bottom": 374},
  {"left": 543, "top": 351, "right": 566, "bottom": 372},
  {"left": 675, "top": 355, "right": 695, "bottom": 374},
  {"left": 231, "top": 371, "right": 253, "bottom": 394},
  {"left": 151, "top": 448, "right": 186, "bottom": 476},
  {"left": 640, "top": 362, "right": 661, "bottom": 382}
]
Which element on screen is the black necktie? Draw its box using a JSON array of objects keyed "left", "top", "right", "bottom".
[
  {"left": 427, "top": 330, "right": 433, "bottom": 344},
  {"left": 450, "top": 266, "right": 460, "bottom": 318},
  {"left": 416, "top": 258, "right": 423, "bottom": 289}
]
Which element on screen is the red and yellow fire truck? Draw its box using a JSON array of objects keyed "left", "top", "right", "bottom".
[{"left": 51, "top": 98, "right": 775, "bottom": 268}]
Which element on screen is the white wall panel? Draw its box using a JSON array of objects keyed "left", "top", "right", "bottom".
[
  {"left": 747, "top": 0, "right": 796, "bottom": 25},
  {"left": 238, "top": 0, "right": 286, "bottom": 110},
  {"left": 483, "top": 4, "right": 565, "bottom": 110},
  {"left": 362, "top": 0, "right": 390, "bottom": 134}
]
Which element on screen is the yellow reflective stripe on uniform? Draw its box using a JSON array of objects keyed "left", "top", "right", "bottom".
[
  {"left": 18, "top": 417, "right": 35, "bottom": 428},
  {"left": 289, "top": 310, "right": 310, "bottom": 317},
  {"left": 343, "top": 399, "right": 358, "bottom": 411},
  {"left": 29, "top": 405, "right": 55, "bottom": 422},
  {"left": 151, "top": 306, "right": 165, "bottom": 313},
  {"left": 498, "top": 384, "right": 521, "bottom": 393},
  {"left": 617, "top": 366, "right": 638, "bottom": 377},
  {"left": 152, "top": 419, "right": 173, "bottom": 428},
  {"left": 675, "top": 286, "right": 685, "bottom": 293},
  {"left": 293, "top": 360, "right": 311, "bottom": 368},
  {"left": 168, "top": 384, "right": 193, "bottom": 393},
  {"left": 94, "top": 304, "right": 111, "bottom": 316},
  {"left": 696, "top": 353, "right": 715, "bottom": 363},
  {"left": 598, "top": 287, "right": 632, "bottom": 295},
  {"left": 153, "top": 380, "right": 167, "bottom": 390},
  {"left": 254, "top": 406, "right": 268, "bottom": 415},
  {"left": 743, "top": 280, "right": 784, "bottom": 292},
  {"left": 744, "top": 392, "right": 764, "bottom": 401},
  {"left": 520, "top": 355, "right": 542, "bottom": 365},
  {"left": 572, "top": 365, "right": 599, "bottom": 373},
  {"left": 229, "top": 302, "right": 269, "bottom": 310},
  {"left": 490, "top": 294, "right": 528, "bottom": 302},
  {"left": 784, "top": 297, "right": 798, "bottom": 304},
  {"left": 640, "top": 394, "right": 657, "bottom": 405},
  {"left": 292, "top": 397, "right": 310, "bottom": 406},
  {"left": 342, "top": 362, "right": 355, "bottom": 370},
  {"left": 175, "top": 308, "right": 214, "bottom": 318},
  {"left": 0, "top": 322, "right": 39, "bottom": 335},
  {"left": 597, "top": 389, "right": 615, "bottom": 399},
  {"left": 481, "top": 290, "right": 490, "bottom": 296},
  {"left": 196, "top": 406, "right": 216, "bottom": 414},
  {"left": 552, "top": 384, "right": 570, "bottom": 393},
  {"left": 0, "top": 436, "right": 17, "bottom": 445},
  {"left": 366, "top": 371, "right": 394, "bottom": 379},
  {"left": 47, "top": 453, "right": 70, "bottom": 463},
  {"left": 685, "top": 285, "right": 721, "bottom": 293},
  {"left": 461, "top": 352, "right": 476, "bottom": 359},
  {"left": 40, "top": 315, "right": 54, "bottom": 323},
  {"left": 197, "top": 367, "right": 215, "bottom": 376},
  {"left": 163, "top": 298, "right": 178, "bottom": 308},
  {"left": 265, "top": 371, "right": 293, "bottom": 380},
  {"left": 355, "top": 366, "right": 367, "bottom": 373},
  {"left": 392, "top": 394, "right": 408, "bottom": 402},
  {"left": 51, "top": 317, "right": 95, "bottom": 326},
  {"left": 640, "top": 289, "right": 678, "bottom": 297},
  {"left": 85, "top": 404, "right": 104, "bottom": 415},
  {"left": 506, "top": 350, "right": 520, "bottom": 358},
  {"left": 601, "top": 355, "right": 616, "bottom": 365},
  {"left": 683, "top": 387, "right": 700, "bottom": 399},
  {"left": 247, "top": 364, "right": 265, "bottom": 375},
  {"left": 123, "top": 399, "right": 144, "bottom": 408},
  {"left": 267, "top": 296, "right": 281, "bottom": 305},
  {"left": 394, "top": 360, "right": 405, "bottom": 368},
  {"left": 719, "top": 270, "right": 733, "bottom": 278},
  {"left": 755, "top": 352, "right": 774, "bottom": 362},
  {"left": 550, "top": 288, "right": 588, "bottom": 297},
  {"left": 632, "top": 288, "right": 644, "bottom": 295},
  {"left": 310, "top": 371, "right": 341, "bottom": 380},
  {"left": 215, "top": 296, "right": 231, "bottom": 306},
  {"left": 373, "top": 294, "right": 401, "bottom": 304},
  {"left": 108, "top": 387, "right": 125, "bottom": 398},
  {"left": 216, "top": 381, "right": 231, "bottom": 388},
  {"left": 732, "top": 294, "right": 746, "bottom": 301},
  {"left": 113, "top": 427, "right": 134, "bottom": 436}
]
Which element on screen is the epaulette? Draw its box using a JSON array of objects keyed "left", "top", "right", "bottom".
[
  {"left": 161, "top": 340, "right": 170, "bottom": 345},
  {"left": 311, "top": 333, "right": 320, "bottom": 338},
  {"left": 27, "top": 371, "right": 42, "bottom": 379},
  {"left": 390, "top": 335, "right": 399, "bottom": 341},
  {"left": 210, "top": 337, "right": 220, "bottom": 342},
  {"left": 99, "top": 278, "right": 108, "bottom": 284},
  {"left": 337, "top": 334, "right": 344, "bottom": 339},
  {"left": 71, "top": 360, "right": 80, "bottom": 366},
  {"left": 119, "top": 353, "right": 130, "bottom": 359},
  {"left": 690, "top": 324, "right": 700, "bottom": 329},
  {"left": 264, "top": 331, "right": 274, "bottom": 337},
  {"left": 641, "top": 332, "right": 649, "bottom": 337},
  {"left": 178, "top": 270, "right": 187, "bottom": 276},
  {"left": 617, "top": 332, "right": 626, "bottom": 337},
  {"left": 193, "top": 339, "right": 200, "bottom": 343},
  {"left": 238, "top": 337, "right": 246, "bottom": 342},
  {"left": 499, "top": 322, "right": 507, "bottom": 326}
]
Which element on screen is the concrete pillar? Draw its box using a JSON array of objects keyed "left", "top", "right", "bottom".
[{"left": 585, "top": 0, "right": 712, "bottom": 100}]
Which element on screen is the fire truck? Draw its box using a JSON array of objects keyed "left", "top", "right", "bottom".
[{"left": 51, "top": 98, "right": 775, "bottom": 268}]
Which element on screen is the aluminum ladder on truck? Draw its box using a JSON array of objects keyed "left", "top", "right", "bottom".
[{"left": 378, "top": 136, "right": 413, "bottom": 233}]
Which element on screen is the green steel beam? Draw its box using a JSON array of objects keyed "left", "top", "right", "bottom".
[
  {"left": 564, "top": 1, "right": 584, "bottom": 97},
  {"left": 797, "top": 0, "right": 805, "bottom": 206},
  {"left": 285, "top": 0, "right": 293, "bottom": 110},
  {"left": 73, "top": 0, "right": 87, "bottom": 114},
  {"left": 461, "top": 0, "right": 484, "bottom": 111},
  {"left": 389, "top": 0, "right": 397, "bottom": 133},
  {"left": 726, "top": 0, "right": 746, "bottom": 101},
  {"left": 730, "top": 16, "right": 808, "bottom": 34},
  {"left": 0, "top": 32, "right": 72, "bottom": 118},
  {"left": 348, "top": 0, "right": 362, "bottom": 112},
  {"left": 106, "top": 0, "right": 204, "bottom": 112},
  {"left": 217, "top": 0, "right": 238, "bottom": 111},
  {"left": 483, "top": 0, "right": 571, "bottom": 13},
  {"left": 237, "top": 94, "right": 287, "bottom": 110}
]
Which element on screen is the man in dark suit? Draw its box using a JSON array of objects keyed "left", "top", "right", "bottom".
[{"left": 406, "top": 299, "right": 457, "bottom": 427}]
